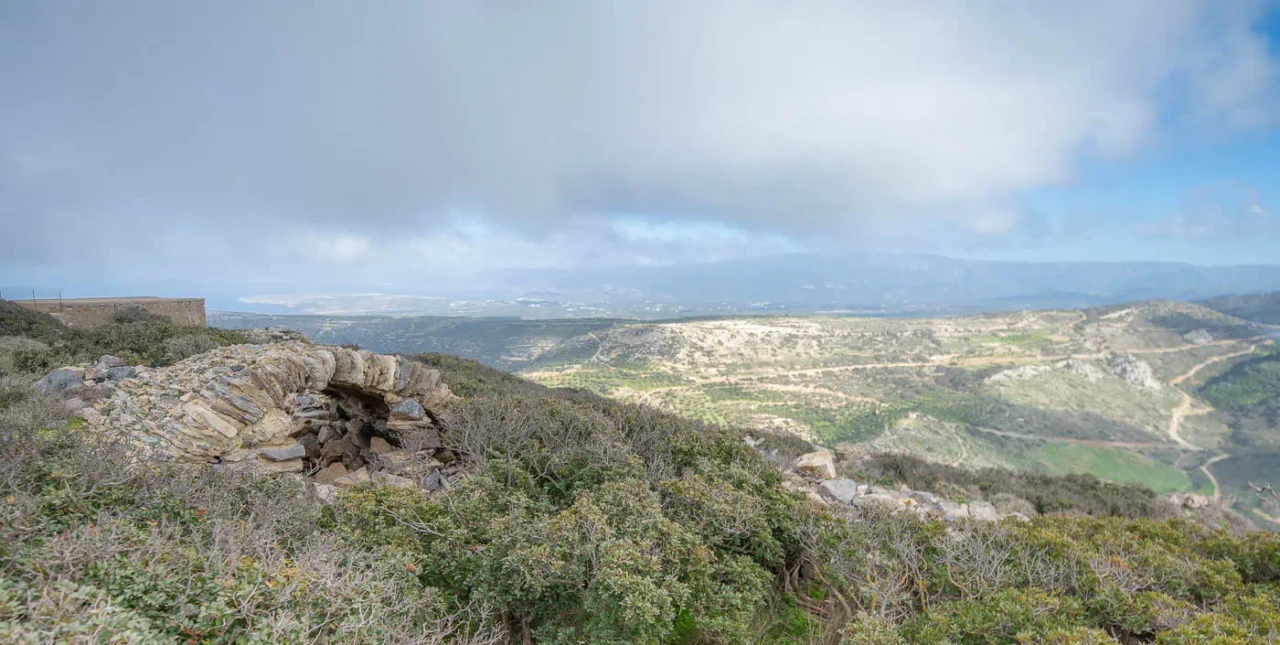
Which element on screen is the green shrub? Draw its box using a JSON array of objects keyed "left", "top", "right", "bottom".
[{"left": 2, "top": 347, "right": 1278, "bottom": 644}]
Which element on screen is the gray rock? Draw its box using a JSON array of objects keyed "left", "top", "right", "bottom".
[
  {"left": 390, "top": 398, "right": 426, "bottom": 421},
  {"left": 295, "top": 394, "right": 316, "bottom": 408},
  {"left": 851, "top": 493, "right": 899, "bottom": 508},
  {"left": 65, "top": 397, "right": 89, "bottom": 412},
  {"left": 422, "top": 470, "right": 446, "bottom": 491},
  {"left": 968, "top": 501, "right": 999, "bottom": 521},
  {"left": 96, "top": 355, "right": 125, "bottom": 369},
  {"left": 909, "top": 491, "right": 938, "bottom": 505},
  {"left": 817, "top": 478, "right": 861, "bottom": 504},
  {"left": 316, "top": 425, "right": 340, "bottom": 445},
  {"left": 261, "top": 443, "right": 307, "bottom": 461},
  {"left": 35, "top": 368, "right": 86, "bottom": 396},
  {"left": 298, "top": 435, "right": 321, "bottom": 459},
  {"left": 372, "top": 471, "right": 416, "bottom": 489},
  {"left": 792, "top": 450, "right": 836, "bottom": 479},
  {"left": 106, "top": 366, "right": 137, "bottom": 381},
  {"left": 938, "top": 501, "right": 969, "bottom": 521},
  {"left": 312, "top": 483, "right": 339, "bottom": 504}
]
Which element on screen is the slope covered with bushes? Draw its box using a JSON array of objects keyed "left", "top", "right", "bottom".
[
  {"left": 1, "top": 338, "right": 1278, "bottom": 642},
  {"left": 0, "top": 301, "right": 245, "bottom": 374}
]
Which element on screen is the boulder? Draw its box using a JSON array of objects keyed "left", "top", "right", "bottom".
[
  {"left": 96, "top": 355, "right": 125, "bottom": 370},
  {"left": 34, "top": 368, "right": 86, "bottom": 396},
  {"left": 315, "top": 462, "right": 349, "bottom": 485},
  {"left": 372, "top": 471, "right": 416, "bottom": 489},
  {"left": 333, "top": 467, "right": 371, "bottom": 488},
  {"left": 910, "top": 491, "right": 938, "bottom": 505},
  {"left": 851, "top": 493, "right": 899, "bottom": 508},
  {"left": 370, "top": 436, "right": 394, "bottom": 454},
  {"left": 321, "top": 436, "right": 360, "bottom": 467},
  {"left": 316, "top": 425, "right": 340, "bottom": 445},
  {"left": 261, "top": 443, "right": 306, "bottom": 462},
  {"left": 256, "top": 458, "right": 304, "bottom": 473},
  {"left": 312, "top": 483, "right": 339, "bottom": 504},
  {"left": 817, "top": 478, "right": 861, "bottom": 504},
  {"left": 105, "top": 366, "right": 137, "bottom": 381},
  {"left": 422, "top": 470, "right": 447, "bottom": 492},
  {"left": 792, "top": 450, "right": 836, "bottom": 479},
  {"left": 938, "top": 501, "right": 969, "bottom": 521},
  {"left": 968, "top": 501, "right": 1000, "bottom": 521},
  {"left": 390, "top": 398, "right": 426, "bottom": 421}
]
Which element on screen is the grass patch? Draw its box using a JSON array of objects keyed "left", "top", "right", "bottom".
[{"left": 1027, "top": 444, "right": 1192, "bottom": 493}]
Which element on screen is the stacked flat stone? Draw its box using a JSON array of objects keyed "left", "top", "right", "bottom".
[{"left": 88, "top": 342, "right": 452, "bottom": 473}]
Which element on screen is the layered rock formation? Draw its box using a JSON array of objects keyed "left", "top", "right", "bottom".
[{"left": 84, "top": 342, "right": 453, "bottom": 480}]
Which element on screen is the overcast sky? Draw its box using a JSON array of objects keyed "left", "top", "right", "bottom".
[{"left": 2, "top": 1, "right": 1278, "bottom": 300}]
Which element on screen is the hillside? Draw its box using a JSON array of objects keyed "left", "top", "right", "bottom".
[
  {"left": 208, "top": 311, "right": 620, "bottom": 370},
  {"left": 1199, "top": 291, "right": 1280, "bottom": 326},
  {"left": 3, "top": 302, "right": 1279, "bottom": 643},
  {"left": 521, "top": 300, "right": 1280, "bottom": 524}
]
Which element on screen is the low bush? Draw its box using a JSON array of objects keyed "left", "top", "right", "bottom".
[
  {"left": 0, "top": 383, "right": 506, "bottom": 644},
  {"left": 1, "top": 346, "right": 1277, "bottom": 643},
  {"left": 1, "top": 304, "right": 245, "bottom": 374}
]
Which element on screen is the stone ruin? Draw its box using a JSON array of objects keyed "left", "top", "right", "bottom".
[{"left": 49, "top": 340, "right": 460, "bottom": 501}]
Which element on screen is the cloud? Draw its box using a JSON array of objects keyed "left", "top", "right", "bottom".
[
  {"left": 0, "top": 0, "right": 1277, "bottom": 282},
  {"left": 1136, "top": 182, "right": 1277, "bottom": 238}
]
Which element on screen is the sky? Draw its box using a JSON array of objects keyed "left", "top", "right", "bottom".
[{"left": 1, "top": 1, "right": 1279, "bottom": 302}]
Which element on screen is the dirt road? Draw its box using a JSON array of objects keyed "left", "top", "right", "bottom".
[{"left": 1164, "top": 344, "right": 1259, "bottom": 499}]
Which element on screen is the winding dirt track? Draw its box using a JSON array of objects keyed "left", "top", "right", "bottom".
[
  {"left": 564, "top": 328, "right": 1270, "bottom": 501},
  {"left": 1165, "top": 344, "right": 1260, "bottom": 499}
]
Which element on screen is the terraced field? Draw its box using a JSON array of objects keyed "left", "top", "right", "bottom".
[{"left": 522, "top": 301, "right": 1279, "bottom": 524}]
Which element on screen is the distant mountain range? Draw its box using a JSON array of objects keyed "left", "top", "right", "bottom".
[{"left": 234, "top": 253, "right": 1280, "bottom": 318}]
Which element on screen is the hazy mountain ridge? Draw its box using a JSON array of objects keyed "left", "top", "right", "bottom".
[
  {"left": 208, "top": 311, "right": 621, "bottom": 370},
  {"left": 224, "top": 254, "right": 1280, "bottom": 319}
]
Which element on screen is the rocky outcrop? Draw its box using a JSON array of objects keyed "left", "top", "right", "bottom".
[
  {"left": 1182, "top": 329, "right": 1214, "bottom": 345},
  {"left": 985, "top": 365, "right": 1050, "bottom": 384},
  {"left": 805, "top": 476, "right": 1028, "bottom": 523},
  {"left": 84, "top": 342, "right": 453, "bottom": 481},
  {"left": 1056, "top": 358, "right": 1105, "bottom": 383},
  {"left": 769, "top": 437, "right": 1029, "bottom": 523},
  {"left": 241, "top": 327, "right": 309, "bottom": 344},
  {"left": 1105, "top": 353, "right": 1162, "bottom": 391}
]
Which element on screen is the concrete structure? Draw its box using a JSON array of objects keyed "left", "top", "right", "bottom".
[{"left": 11, "top": 297, "right": 206, "bottom": 329}]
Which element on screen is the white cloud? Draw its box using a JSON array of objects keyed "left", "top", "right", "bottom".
[{"left": 0, "top": 0, "right": 1276, "bottom": 280}]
